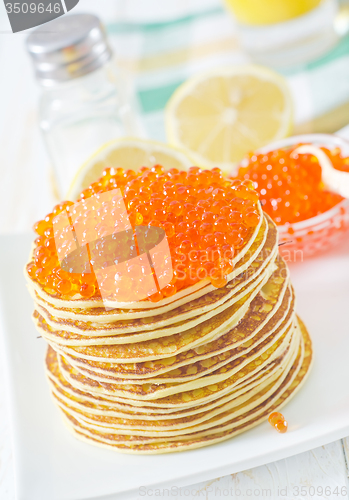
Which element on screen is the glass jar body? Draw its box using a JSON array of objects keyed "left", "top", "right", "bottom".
[{"left": 39, "top": 62, "right": 140, "bottom": 198}]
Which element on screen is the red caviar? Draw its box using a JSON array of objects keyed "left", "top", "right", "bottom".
[
  {"left": 268, "top": 412, "right": 288, "bottom": 433},
  {"left": 27, "top": 166, "right": 261, "bottom": 300},
  {"left": 235, "top": 146, "right": 349, "bottom": 226}
]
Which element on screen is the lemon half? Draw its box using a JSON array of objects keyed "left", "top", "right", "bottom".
[
  {"left": 165, "top": 65, "right": 293, "bottom": 173},
  {"left": 67, "top": 138, "right": 193, "bottom": 201}
]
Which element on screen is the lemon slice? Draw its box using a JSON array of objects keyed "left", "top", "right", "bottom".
[
  {"left": 165, "top": 65, "right": 293, "bottom": 173},
  {"left": 67, "top": 138, "right": 193, "bottom": 201}
]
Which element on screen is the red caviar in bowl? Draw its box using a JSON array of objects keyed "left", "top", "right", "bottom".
[
  {"left": 27, "top": 166, "right": 261, "bottom": 300},
  {"left": 235, "top": 146, "right": 349, "bottom": 226}
]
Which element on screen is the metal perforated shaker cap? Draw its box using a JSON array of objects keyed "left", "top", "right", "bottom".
[{"left": 26, "top": 13, "right": 112, "bottom": 85}]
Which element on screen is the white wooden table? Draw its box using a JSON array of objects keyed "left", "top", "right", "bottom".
[{"left": 1, "top": 2, "right": 349, "bottom": 498}]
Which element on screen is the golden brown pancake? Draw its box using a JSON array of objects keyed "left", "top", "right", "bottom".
[
  {"left": 52, "top": 319, "right": 311, "bottom": 453},
  {"left": 26, "top": 208, "right": 312, "bottom": 454},
  {"left": 26, "top": 206, "right": 264, "bottom": 311}
]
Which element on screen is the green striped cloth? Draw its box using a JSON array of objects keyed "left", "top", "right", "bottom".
[{"left": 104, "top": 4, "right": 349, "bottom": 143}]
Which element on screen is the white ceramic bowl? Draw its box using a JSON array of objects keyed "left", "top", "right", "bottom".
[{"left": 257, "top": 133, "right": 349, "bottom": 258}]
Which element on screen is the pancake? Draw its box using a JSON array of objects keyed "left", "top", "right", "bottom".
[
  {"left": 32, "top": 236, "right": 277, "bottom": 345},
  {"left": 43, "top": 272, "right": 273, "bottom": 364},
  {"left": 32, "top": 218, "right": 279, "bottom": 347},
  {"left": 47, "top": 347, "right": 290, "bottom": 420},
  {"left": 28, "top": 214, "right": 271, "bottom": 322},
  {"left": 57, "top": 316, "right": 295, "bottom": 401},
  {"left": 55, "top": 319, "right": 311, "bottom": 453},
  {"left": 60, "top": 281, "right": 292, "bottom": 382},
  {"left": 26, "top": 204, "right": 264, "bottom": 311},
  {"left": 26, "top": 201, "right": 312, "bottom": 454},
  {"left": 33, "top": 253, "right": 277, "bottom": 349},
  {"left": 54, "top": 330, "right": 298, "bottom": 435},
  {"left": 47, "top": 312, "right": 297, "bottom": 430},
  {"left": 62, "top": 283, "right": 293, "bottom": 384}
]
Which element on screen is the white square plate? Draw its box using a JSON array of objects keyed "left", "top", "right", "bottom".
[{"left": 1, "top": 233, "right": 349, "bottom": 500}]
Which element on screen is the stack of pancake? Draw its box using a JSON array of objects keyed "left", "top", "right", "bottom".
[{"left": 26, "top": 212, "right": 312, "bottom": 454}]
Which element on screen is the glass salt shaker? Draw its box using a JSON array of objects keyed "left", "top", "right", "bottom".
[{"left": 26, "top": 13, "right": 141, "bottom": 199}]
